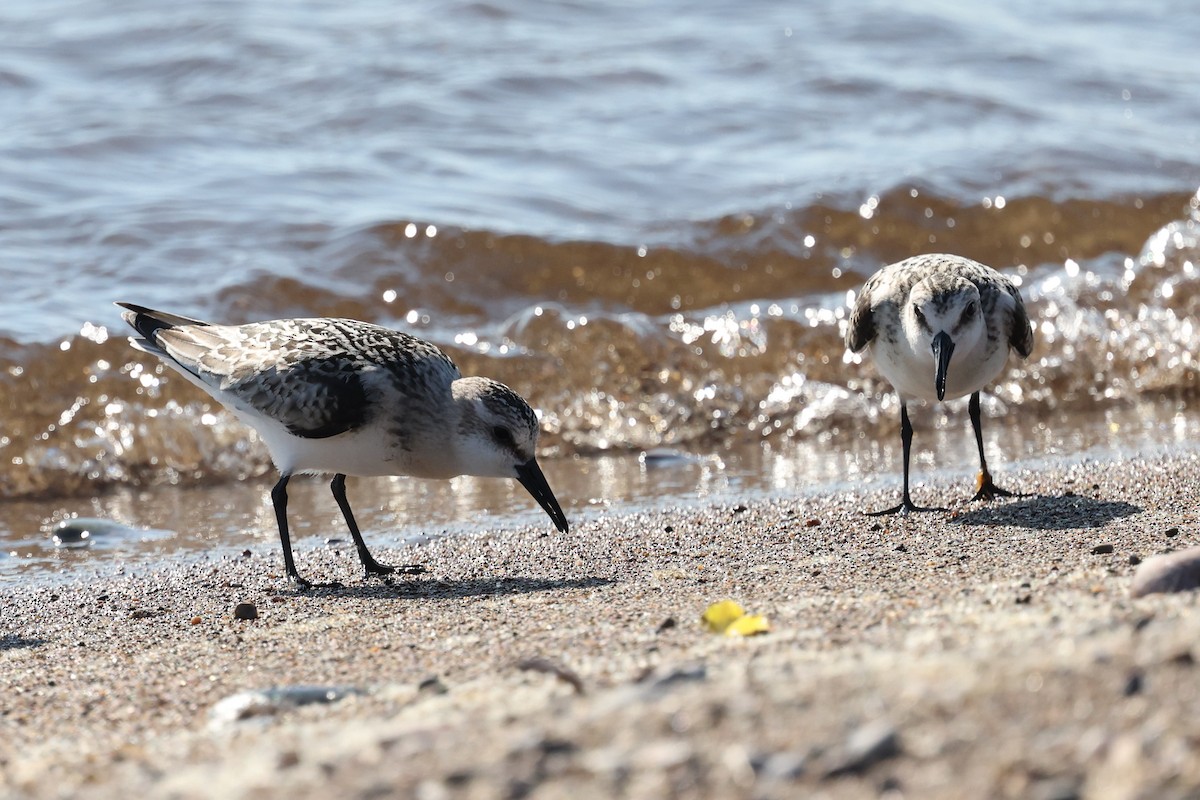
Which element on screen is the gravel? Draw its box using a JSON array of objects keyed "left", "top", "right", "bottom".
[{"left": 3, "top": 450, "right": 1200, "bottom": 798}]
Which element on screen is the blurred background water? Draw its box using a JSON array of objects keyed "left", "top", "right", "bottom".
[{"left": 2, "top": 0, "right": 1199, "bottom": 579}]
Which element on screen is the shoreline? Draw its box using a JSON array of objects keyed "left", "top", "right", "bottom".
[{"left": 3, "top": 449, "right": 1200, "bottom": 798}]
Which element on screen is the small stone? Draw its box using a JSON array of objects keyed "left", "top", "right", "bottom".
[
  {"left": 664, "top": 525, "right": 674, "bottom": 534},
  {"left": 233, "top": 603, "right": 258, "bottom": 621},
  {"left": 209, "top": 686, "right": 363, "bottom": 726},
  {"left": 733, "top": 504, "right": 748, "bottom": 514},
  {"left": 190, "top": 616, "right": 202, "bottom": 625},
  {"left": 651, "top": 664, "right": 707, "bottom": 691},
  {"left": 418, "top": 675, "right": 448, "bottom": 695},
  {"left": 754, "top": 751, "right": 807, "bottom": 780},
  {"left": 805, "top": 519, "right": 821, "bottom": 527},
  {"left": 1165, "top": 527, "right": 1180, "bottom": 538},
  {"left": 657, "top": 617, "right": 677, "bottom": 633},
  {"left": 823, "top": 720, "right": 900, "bottom": 777},
  {"left": 1168, "top": 650, "right": 1195, "bottom": 666},
  {"left": 1123, "top": 671, "right": 1143, "bottom": 696},
  {"left": 1029, "top": 777, "right": 1082, "bottom": 800},
  {"left": 1091, "top": 544, "right": 1114, "bottom": 555},
  {"left": 129, "top": 609, "right": 156, "bottom": 620},
  {"left": 1131, "top": 546, "right": 1200, "bottom": 597},
  {"left": 1129, "top": 554, "right": 1142, "bottom": 566},
  {"left": 894, "top": 544, "right": 907, "bottom": 553},
  {"left": 516, "top": 658, "right": 585, "bottom": 695}
]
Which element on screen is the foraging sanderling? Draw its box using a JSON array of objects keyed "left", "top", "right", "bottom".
[
  {"left": 845, "top": 254, "right": 1034, "bottom": 515},
  {"left": 118, "top": 303, "right": 569, "bottom": 586}
]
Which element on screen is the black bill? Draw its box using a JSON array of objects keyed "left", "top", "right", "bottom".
[
  {"left": 932, "top": 330, "right": 955, "bottom": 401},
  {"left": 515, "top": 458, "right": 569, "bottom": 533}
]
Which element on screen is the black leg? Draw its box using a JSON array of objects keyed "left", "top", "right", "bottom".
[
  {"left": 271, "top": 475, "right": 311, "bottom": 587},
  {"left": 868, "top": 403, "right": 945, "bottom": 516},
  {"left": 330, "top": 474, "right": 425, "bottom": 577},
  {"left": 969, "top": 391, "right": 1024, "bottom": 502}
]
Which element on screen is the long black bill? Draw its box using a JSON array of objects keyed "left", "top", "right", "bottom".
[
  {"left": 931, "top": 331, "right": 955, "bottom": 401},
  {"left": 515, "top": 458, "right": 569, "bottom": 533}
]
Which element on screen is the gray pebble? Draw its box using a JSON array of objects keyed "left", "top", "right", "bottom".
[
  {"left": 209, "top": 686, "right": 364, "bottom": 726},
  {"left": 754, "top": 751, "right": 808, "bottom": 780},
  {"left": 50, "top": 518, "right": 130, "bottom": 547},
  {"left": 823, "top": 720, "right": 900, "bottom": 778},
  {"left": 1131, "top": 546, "right": 1200, "bottom": 597}
]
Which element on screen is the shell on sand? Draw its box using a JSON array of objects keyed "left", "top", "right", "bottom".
[{"left": 1131, "top": 546, "right": 1200, "bottom": 597}]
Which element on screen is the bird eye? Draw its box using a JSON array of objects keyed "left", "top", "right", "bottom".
[
  {"left": 960, "top": 302, "right": 977, "bottom": 324},
  {"left": 914, "top": 307, "right": 929, "bottom": 329},
  {"left": 492, "top": 426, "right": 516, "bottom": 449}
]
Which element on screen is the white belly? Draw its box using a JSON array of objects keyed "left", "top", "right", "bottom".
[
  {"left": 872, "top": 337, "right": 1011, "bottom": 404},
  {"left": 233, "top": 411, "right": 459, "bottom": 479}
]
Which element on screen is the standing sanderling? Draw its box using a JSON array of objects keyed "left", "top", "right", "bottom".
[
  {"left": 117, "top": 303, "right": 569, "bottom": 586},
  {"left": 845, "top": 254, "right": 1034, "bottom": 515}
]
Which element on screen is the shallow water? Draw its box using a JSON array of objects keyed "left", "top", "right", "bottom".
[{"left": 1, "top": 0, "right": 1199, "bottom": 582}]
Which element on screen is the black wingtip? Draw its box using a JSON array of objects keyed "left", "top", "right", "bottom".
[
  {"left": 116, "top": 303, "right": 211, "bottom": 339},
  {"left": 117, "top": 302, "right": 172, "bottom": 341}
]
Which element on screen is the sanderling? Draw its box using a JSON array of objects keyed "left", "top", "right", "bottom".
[
  {"left": 117, "top": 303, "right": 569, "bottom": 586},
  {"left": 845, "top": 254, "right": 1034, "bottom": 515}
]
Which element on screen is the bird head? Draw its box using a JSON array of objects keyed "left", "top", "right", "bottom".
[
  {"left": 903, "top": 277, "right": 985, "bottom": 401},
  {"left": 453, "top": 377, "right": 569, "bottom": 533}
]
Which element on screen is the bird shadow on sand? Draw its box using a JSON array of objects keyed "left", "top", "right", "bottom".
[
  {"left": 289, "top": 575, "right": 614, "bottom": 600},
  {"left": 952, "top": 493, "right": 1143, "bottom": 530},
  {"left": 0, "top": 635, "right": 48, "bottom": 652}
]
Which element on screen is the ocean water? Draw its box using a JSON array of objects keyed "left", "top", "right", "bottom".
[{"left": 2, "top": 0, "right": 1199, "bottom": 579}]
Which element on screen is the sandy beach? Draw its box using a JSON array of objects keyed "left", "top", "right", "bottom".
[{"left": 2, "top": 449, "right": 1200, "bottom": 799}]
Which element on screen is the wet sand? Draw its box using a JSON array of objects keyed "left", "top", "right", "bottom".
[{"left": 4, "top": 450, "right": 1200, "bottom": 799}]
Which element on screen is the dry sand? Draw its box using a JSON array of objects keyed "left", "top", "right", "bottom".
[{"left": 3, "top": 450, "right": 1200, "bottom": 799}]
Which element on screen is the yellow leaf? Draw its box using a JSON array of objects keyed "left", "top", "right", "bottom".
[
  {"left": 701, "top": 599, "right": 745, "bottom": 633},
  {"left": 701, "top": 600, "right": 770, "bottom": 636},
  {"left": 726, "top": 614, "right": 770, "bottom": 636}
]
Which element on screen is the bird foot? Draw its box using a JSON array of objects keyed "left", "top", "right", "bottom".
[
  {"left": 972, "top": 472, "right": 1026, "bottom": 502},
  {"left": 287, "top": 573, "right": 345, "bottom": 590},
  {"left": 866, "top": 500, "right": 946, "bottom": 516}
]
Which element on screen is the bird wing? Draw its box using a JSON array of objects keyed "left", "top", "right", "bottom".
[
  {"left": 1004, "top": 283, "right": 1034, "bottom": 358},
  {"left": 151, "top": 318, "right": 460, "bottom": 440},
  {"left": 845, "top": 272, "right": 882, "bottom": 353}
]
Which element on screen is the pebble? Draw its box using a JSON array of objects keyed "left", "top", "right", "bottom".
[
  {"left": 209, "top": 686, "right": 364, "bottom": 727},
  {"left": 516, "top": 657, "right": 585, "bottom": 695},
  {"left": 233, "top": 603, "right": 258, "bottom": 621},
  {"left": 1091, "top": 544, "right": 1114, "bottom": 555},
  {"left": 638, "top": 448, "right": 691, "bottom": 466},
  {"left": 823, "top": 720, "right": 900, "bottom": 777},
  {"left": 753, "top": 751, "right": 808, "bottom": 780},
  {"left": 418, "top": 675, "right": 449, "bottom": 695},
  {"left": 49, "top": 517, "right": 131, "bottom": 547},
  {"left": 1130, "top": 546, "right": 1200, "bottom": 597}
]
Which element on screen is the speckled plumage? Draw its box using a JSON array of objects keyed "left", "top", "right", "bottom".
[
  {"left": 847, "top": 254, "right": 1033, "bottom": 399},
  {"left": 117, "top": 303, "right": 568, "bottom": 586},
  {"left": 845, "top": 254, "right": 1034, "bottom": 514}
]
